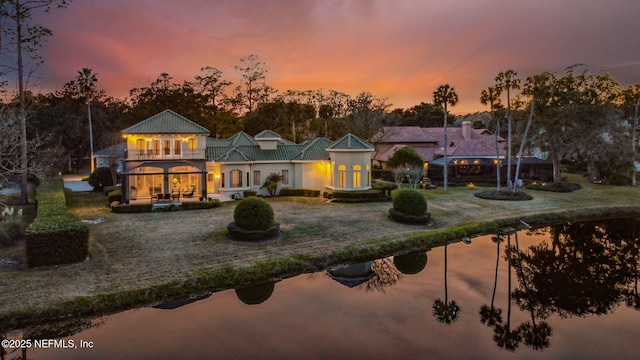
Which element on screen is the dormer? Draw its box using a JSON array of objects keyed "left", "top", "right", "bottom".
[{"left": 254, "top": 130, "right": 282, "bottom": 150}]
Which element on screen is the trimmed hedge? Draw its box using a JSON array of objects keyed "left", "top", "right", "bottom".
[
  {"left": 388, "top": 208, "right": 432, "bottom": 225},
  {"left": 227, "top": 222, "right": 280, "bottom": 241},
  {"left": 330, "top": 189, "right": 386, "bottom": 203},
  {"left": 26, "top": 177, "right": 89, "bottom": 267},
  {"left": 279, "top": 188, "right": 321, "bottom": 197},
  {"left": 474, "top": 190, "right": 533, "bottom": 201},
  {"left": 111, "top": 200, "right": 221, "bottom": 213},
  {"left": 107, "top": 188, "right": 122, "bottom": 204},
  {"left": 372, "top": 181, "right": 396, "bottom": 198},
  {"left": 393, "top": 189, "right": 427, "bottom": 216},
  {"left": 233, "top": 197, "right": 274, "bottom": 231},
  {"left": 243, "top": 190, "right": 258, "bottom": 198},
  {"left": 103, "top": 185, "right": 120, "bottom": 196},
  {"left": 525, "top": 182, "right": 582, "bottom": 192}
]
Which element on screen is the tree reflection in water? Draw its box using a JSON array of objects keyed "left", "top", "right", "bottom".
[
  {"left": 480, "top": 217, "right": 640, "bottom": 353},
  {"left": 433, "top": 240, "right": 461, "bottom": 324}
]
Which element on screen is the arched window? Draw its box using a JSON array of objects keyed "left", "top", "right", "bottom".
[
  {"left": 338, "top": 165, "right": 346, "bottom": 188},
  {"left": 353, "top": 165, "right": 361, "bottom": 188},
  {"left": 230, "top": 169, "right": 242, "bottom": 188}
]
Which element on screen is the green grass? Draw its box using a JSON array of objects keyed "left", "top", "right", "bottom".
[{"left": 0, "top": 179, "right": 639, "bottom": 330}]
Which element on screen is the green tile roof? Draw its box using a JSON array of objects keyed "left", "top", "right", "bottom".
[
  {"left": 254, "top": 130, "right": 282, "bottom": 139},
  {"left": 293, "top": 138, "right": 332, "bottom": 160},
  {"left": 326, "top": 133, "right": 374, "bottom": 150},
  {"left": 122, "top": 110, "right": 210, "bottom": 135}
]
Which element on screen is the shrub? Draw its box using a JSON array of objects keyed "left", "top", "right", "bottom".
[
  {"left": 393, "top": 189, "right": 427, "bottom": 216},
  {"left": 233, "top": 197, "right": 275, "bottom": 231},
  {"left": 88, "top": 167, "right": 113, "bottom": 191},
  {"left": 372, "top": 181, "right": 396, "bottom": 198},
  {"left": 279, "top": 188, "right": 321, "bottom": 197},
  {"left": 331, "top": 189, "right": 386, "bottom": 203},
  {"left": 0, "top": 206, "right": 26, "bottom": 247},
  {"left": 26, "top": 177, "right": 89, "bottom": 267},
  {"left": 525, "top": 182, "right": 582, "bottom": 192},
  {"left": 181, "top": 200, "right": 221, "bottom": 210},
  {"left": 474, "top": 190, "right": 533, "bottom": 201},
  {"left": 243, "top": 190, "right": 258, "bottom": 198},
  {"left": 261, "top": 173, "right": 283, "bottom": 196},
  {"left": 103, "top": 185, "right": 120, "bottom": 196},
  {"left": 108, "top": 188, "right": 122, "bottom": 204},
  {"left": 112, "top": 204, "right": 153, "bottom": 213}
]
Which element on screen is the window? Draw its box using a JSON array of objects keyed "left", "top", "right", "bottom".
[
  {"left": 163, "top": 140, "right": 171, "bottom": 155},
  {"left": 188, "top": 138, "right": 197, "bottom": 152},
  {"left": 338, "top": 165, "right": 346, "bottom": 188},
  {"left": 230, "top": 169, "right": 242, "bottom": 188},
  {"left": 174, "top": 140, "right": 181, "bottom": 155},
  {"left": 253, "top": 170, "right": 261, "bottom": 186},
  {"left": 153, "top": 140, "right": 160, "bottom": 155},
  {"left": 353, "top": 165, "right": 361, "bottom": 188},
  {"left": 221, "top": 173, "right": 225, "bottom": 188},
  {"left": 136, "top": 139, "right": 145, "bottom": 151},
  {"left": 281, "top": 170, "right": 289, "bottom": 185}
]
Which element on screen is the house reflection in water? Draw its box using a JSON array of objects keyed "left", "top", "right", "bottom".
[{"left": 327, "top": 262, "right": 375, "bottom": 288}]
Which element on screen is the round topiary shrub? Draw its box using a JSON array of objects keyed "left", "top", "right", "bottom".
[
  {"left": 393, "top": 189, "right": 427, "bottom": 216},
  {"left": 228, "top": 197, "right": 280, "bottom": 241},
  {"left": 234, "top": 197, "right": 274, "bottom": 230},
  {"left": 389, "top": 189, "right": 431, "bottom": 224},
  {"left": 88, "top": 167, "right": 114, "bottom": 191}
]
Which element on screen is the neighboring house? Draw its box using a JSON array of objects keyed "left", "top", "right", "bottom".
[
  {"left": 94, "top": 142, "right": 126, "bottom": 174},
  {"left": 118, "top": 110, "right": 374, "bottom": 203},
  {"left": 375, "top": 121, "right": 551, "bottom": 182}
]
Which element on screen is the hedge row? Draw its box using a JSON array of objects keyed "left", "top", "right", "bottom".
[
  {"left": 525, "top": 182, "right": 582, "bottom": 192},
  {"left": 111, "top": 200, "right": 221, "bottom": 213},
  {"left": 279, "top": 188, "right": 321, "bottom": 197},
  {"left": 26, "top": 177, "right": 89, "bottom": 267},
  {"left": 329, "top": 189, "right": 386, "bottom": 203},
  {"left": 108, "top": 188, "right": 122, "bottom": 204}
]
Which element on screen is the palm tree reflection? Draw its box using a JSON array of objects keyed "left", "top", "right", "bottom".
[{"left": 433, "top": 240, "right": 461, "bottom": 324}]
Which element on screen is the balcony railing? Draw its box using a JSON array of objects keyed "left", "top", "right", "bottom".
[{"left": 124, "top": 149, "right": 205, "bottom": 161}]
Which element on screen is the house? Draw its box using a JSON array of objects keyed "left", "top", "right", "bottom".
[
  {"left": 375, "top": 121, "right": 551, "bottom": 182},
  {"left": 119, "top": 110, "right": 374, "bottom": 203},
  {"left": 94, "top": 142, "right": 126, "bottom": 174}
]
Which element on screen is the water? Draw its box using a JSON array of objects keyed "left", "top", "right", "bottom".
[{"left": 10, "top": 218, "right": 640, "bottom": 359}]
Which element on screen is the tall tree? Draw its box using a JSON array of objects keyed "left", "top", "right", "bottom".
[
  {"left": 195, "top": 66, "right": 232, "bottom": 138},
  {"left": 433, "top": 84, "right": 459, "bottom": 192},
  {"left": 495, "top": 70, "right": 521, "bottom": 190},
  {"left": 622, "top": 83, "right": 640, "bottom": 186},
  {"left": 480, "top": 86, "right": 503, "bottom": 191},
  {"left": 1, "top": 0, "right": 69, "bottom": 204},
  {"left": 233, "top": 54, "right": 269, "bottom": 114}
]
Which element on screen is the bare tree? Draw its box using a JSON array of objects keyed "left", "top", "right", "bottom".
[
  {"left": 195, "top": 66, "right": 232, "bottom": 138},
  {"left": 1, "top": 0, "right": 69, "bottom": 204},
  {"left": 233, "top": 54, "right": 269, "bottom": 114}
]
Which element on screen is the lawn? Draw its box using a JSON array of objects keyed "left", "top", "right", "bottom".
[{"left": 0, "top": 182, "right": 638, "bottom": 328}]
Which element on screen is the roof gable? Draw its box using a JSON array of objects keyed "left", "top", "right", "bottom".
[
  {"left": 326, "top": 133, "right": 375, "bottom": 151},
  {"left": 122, "top": 110, "right": 210, "bottom": 135},
  {"left": 254, "top": 130, "right": 282, "bottom": 139},
  {"left": 227, "top": 131, "right": 257, "bottom": 146}
]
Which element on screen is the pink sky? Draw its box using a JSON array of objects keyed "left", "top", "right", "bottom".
[{"left": 32, "top": 0, "right": 640, "bottom": 114}]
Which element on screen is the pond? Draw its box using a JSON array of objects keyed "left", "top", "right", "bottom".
[{"left": 5, "top": 217, "right": 640, "bottom": 359}]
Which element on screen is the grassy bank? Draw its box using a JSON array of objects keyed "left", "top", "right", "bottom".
[{"left": 0, "top": 181, "right": 639, "bottom": 331}]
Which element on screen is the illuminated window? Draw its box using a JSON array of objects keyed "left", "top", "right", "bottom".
[
  {"left": 230, "top": 169, "right": 242, "bottom": 187},
  {"left": 338, "top": 165, "right": 346, "bottom": 188},
  {"left": 174, "top": 140, "right": 181, "bottom": 155},
  {"left": 353, "top": 165, "right": 361, "bottom": 188},
  {"left": 281, "top": 170, "right": 289, "bottom": 185},
  {"left": 188, "top": 138, "right": 197, "bottom": 152},
  {"left": 136, "top": 139, "right": 145, "bottom": 152},
  {"left": 253, "top": 171, "right": 261, "bottom": 186}
]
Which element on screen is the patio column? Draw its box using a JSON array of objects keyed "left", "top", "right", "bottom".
[{"left": 201, "top": 170, "right": 207, "bottom": 200}]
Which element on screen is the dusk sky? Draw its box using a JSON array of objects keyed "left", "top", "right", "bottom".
[{"left": 31, "top": 0, "right": 640, "bottom": 114}]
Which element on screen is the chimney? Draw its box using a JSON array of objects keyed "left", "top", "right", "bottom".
[{"left": 462, "top": 121, "right": 472, "bottom": 140}]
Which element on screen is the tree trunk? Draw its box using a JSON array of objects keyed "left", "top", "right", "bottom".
[
  {"left": 443, "top": 107, "right": 448, "bottom": 192},
  {"left": 17, "top": 1, "right": 29, "bottom": 205},
  {"left": 552, "top": 152, "right": 562, "bottom": 184},
  {"left": 513, "top": 101, "right": 535, "bottom": 194}
]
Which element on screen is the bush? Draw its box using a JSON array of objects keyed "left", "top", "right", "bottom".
[
  {"left": 88, "top": 167, "right": 113, "bottom": 191},
  {"left": 103, "top": 185, "right": 120, "bottom": 196},
  {"left": 243, "top": 190, "right": 258, "bottom": 198},
  {"left": 26, "top": 177, "right": 89, "bottom": 267},
  {"left": 525, "top": 182, "right": 582, "bottom": 192},
  {"left": 330, "top": 189, "right": 386, "bottom": 203},
  {"left": 279, "top": 188, "right": 321, "bottom": 197},
  {"left": 233, "top": 197, "right": 275, "bottom": 231},
  {"left": 393, "top": 189, "right": 427, "bottom": 216},
  {"left": 0, "top": 207, "right": 26, "bottom": 247},
  {"left": 474, "top": 190, "right": 533, "bottom": 201},
  {"left": 112, "top": 204, "right": 154, "bottom": 213},
  {"left": 181, "top": 200, "right": 221, "bottom": 210},
  {"left": 372, "top": 181, "right": 396, "bottom": 198},
  {"left": 108, "top": 188, "right": 122, "bottom": 204}
]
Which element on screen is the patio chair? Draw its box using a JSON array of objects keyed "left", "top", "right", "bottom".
[
  {"left": 183, "top": 187, "right": 195, "bottom": 198},
  {"left": 163, "top": 193, "right": 172, "bottom": 202},
  {"left": 171, "top": 188, "right": 181, "bottom": 201}
]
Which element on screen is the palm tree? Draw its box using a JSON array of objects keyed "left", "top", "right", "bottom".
[
  {"left": 433, "top": 84, "right": 459, "bottom": 192},
  {"left": 480, "top": 86, "right": 503, "bottom": 191},
  {"left": 622, "top": 83, "right": 640, "bottom": 186},
  {"left": 495, "top": 70, "right": 520, "bottom": 190},
  {"left": 76, "top": 68, "right": 98, "bottom": 172}
]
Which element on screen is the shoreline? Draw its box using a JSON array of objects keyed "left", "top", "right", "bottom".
[{"left": 0, "top": 200, "right": 640, "bottom": 331}]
